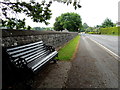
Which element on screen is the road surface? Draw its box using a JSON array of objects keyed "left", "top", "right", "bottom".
[
  {"left": 85, "top": 34, "right": 118, "bottom": 55},
  {"left": 17, "top": 34, "right": 119, "bottom": 88},
  {"left": 65, "top": 35, "right": 118, "bottom": 88}
]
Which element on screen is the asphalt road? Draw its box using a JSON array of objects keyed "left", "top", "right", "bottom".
[
  {"left": 84, "top": 34, "right": 118, "bottom": 55},
  {"left": 20, "top": 34, "right": 119, "bottom": 88},
  {"left": 65, "top": 35, "right": 118, "bottom": 88}
]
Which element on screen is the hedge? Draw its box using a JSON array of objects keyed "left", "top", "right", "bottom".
[
  {"left": 88, "top": 32, "right": 100, "bottom": 34},
  {"left": 99, "top": 27, "right": 120, "bottom": 35}
]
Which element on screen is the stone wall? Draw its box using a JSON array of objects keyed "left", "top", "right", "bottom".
[{"left": 2, "top": 29, "right": 78, "bottom": 49}]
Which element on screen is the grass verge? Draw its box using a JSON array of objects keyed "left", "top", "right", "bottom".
[{"left": 57, "top": 35, "right": 80, "bottom": 61}]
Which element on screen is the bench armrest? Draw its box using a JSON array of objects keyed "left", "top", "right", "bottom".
[
  {"left": 44, "top": 44, "right": 55, "bottom": 52},
  {"left": 11, "top": 57, "right": 27, "bottom": 68}
]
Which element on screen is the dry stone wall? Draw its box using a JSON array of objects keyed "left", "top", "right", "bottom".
[{"left": 2, "top": 29, "right": 78, "bottom": 49}]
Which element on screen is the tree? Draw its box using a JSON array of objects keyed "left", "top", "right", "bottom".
[
  {"left": 83, "top": 23, "right": 89, "bottom": 29},
  {"left": 101, "top": 18, "right": 114, "bottom": 28},
  {"left": 96, "top": 25, "right": 101, "bottom": 28},
  {"left": 82, "top": 23, "right": 89, "bottom": 32},
  {"left": 33, "top": 27, "right": 43, "bottom": 30},
  {"left": 0, "top": 0, "right": 81, "bottom": 29},
  {"left": 54, "top": 12, "right": 82, "bottom": 32},
  {"left": 85, "top": 27, "right": 93, "bottom": 32},
  {"left": 54, "top": 17, "right": 64, "bottom": 31}
]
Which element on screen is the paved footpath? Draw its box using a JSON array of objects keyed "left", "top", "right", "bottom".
[
  {"left": 85, "top": 34, "right": 118, "bottom": 55},
  {"left": 64, "top": 35, "right": 118, "bottom": 88},
  {"left": 10, "top": 35, "right": 119, "bottom": 89}
]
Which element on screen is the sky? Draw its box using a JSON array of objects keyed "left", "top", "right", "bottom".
[{"left": 25, "top": 0, "right": 119, "bottom": 27}]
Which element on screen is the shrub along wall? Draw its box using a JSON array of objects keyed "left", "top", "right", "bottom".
[
  {"left": 99, "top": 27, "right": 120, "bottom": 35},
  {"left": 2, "top": 29, "right": 78, "bottom": 49}
]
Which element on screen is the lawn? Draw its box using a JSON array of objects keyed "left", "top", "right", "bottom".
[{"left": 57, "top": 35, "right": 80, "bottom": 61}]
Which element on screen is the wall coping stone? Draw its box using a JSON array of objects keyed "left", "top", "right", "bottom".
[{"left": 1, "top": 29, "right": 78, "bottom": 37}]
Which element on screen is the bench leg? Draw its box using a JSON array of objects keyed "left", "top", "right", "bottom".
[
  {"left": 53, "top": 59, "right": 57, "bottom": 63},
  {"left": 51, "top": 59, "right": 58, "bottom": 64}
]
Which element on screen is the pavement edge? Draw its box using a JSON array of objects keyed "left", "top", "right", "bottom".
[{"left": 87, "top": 36, "right": 120, "bottom": 61}]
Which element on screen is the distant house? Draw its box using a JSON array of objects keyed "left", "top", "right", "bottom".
[
  {"left": 116, "top": 22, "right": 120, "bottom": 27},
  {"left": 62, "top": 29, "right": 69, "bottom": 32}
]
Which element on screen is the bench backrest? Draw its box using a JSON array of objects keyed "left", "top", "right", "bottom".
[{"left": 6, "top": 41, "right": 51, "bottom": 68}]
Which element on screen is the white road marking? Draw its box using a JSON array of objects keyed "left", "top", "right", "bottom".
[{"left": 86, "top": 36, "right": 120, "bottom": 61}]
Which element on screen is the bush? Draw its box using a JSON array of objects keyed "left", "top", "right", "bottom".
[
  {"left": 99, "top": 27, "right": 119, "bottom": 35},
  {"left": 88, "top": 32, "right": 95, "bottom": 34},
  {"left": 87, "top": 32, "right": 101, "bottom": 34}
]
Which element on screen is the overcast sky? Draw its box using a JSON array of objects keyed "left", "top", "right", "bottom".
[{"left": 25, "top": 0, "right": 119, "bottom": 27}]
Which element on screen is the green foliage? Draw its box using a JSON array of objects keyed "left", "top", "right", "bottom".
[
  {"left": 51, "top": 0, "right": 81, "bottom": 10},
  {"left": 83, "top": 23, "right": 89, "bottom": 29},
  {"left": 2, "top": 18, "right": 26, "bottom": 29},
  {"left": 101, "top": 18, "right": 114, "bottom": 28},
  {"left": 57, "top": 35, "right": 80, "bottom": 60},
  {"left": 27, "top": 25, "right": 31, "bottom": 30},
  {"left": 54, "top": 17, "right": 64, "bottom": 31},
  {"left": 88, "top": 32, "right": 95, "bottom": 34},
  {"left": 1, "top": 0, "right": 52, "bottom": 29},
  {"left": 88, "top": 32, "right": 100, "bottom": 34},
  {"left": 0, "top": 0, "right": 81, "bottom": 30},
  {"left": 80, "top": 23, "right": 89, "bottom": 32},
  {"left": 33, "top": 27, "right": 53, "bottom": 31},
  {"left": 99, "top": 27, "right": 119, "bottom": 35},
  {"left": 33, "top": 27, "right": 43, "bottom": 30},
  {"left": 54, "top": 12, "right": 82, "bottom": 32},
  {"left": 85, "top": 27, "right": 93, "bottom": 33}
]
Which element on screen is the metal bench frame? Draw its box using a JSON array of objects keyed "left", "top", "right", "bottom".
[{"left": 2, "top": 41, "right": 58, "bottom": 86}]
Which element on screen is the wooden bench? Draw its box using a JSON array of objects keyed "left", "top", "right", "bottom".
[{"left": 2, "top": 41, "right": 58, "bottom": 86}]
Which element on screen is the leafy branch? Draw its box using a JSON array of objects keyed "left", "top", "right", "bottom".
[{"left": 0, "top": 0, "right": 81, "bottom": 30}]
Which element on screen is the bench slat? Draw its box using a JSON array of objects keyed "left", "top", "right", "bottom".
[
  {"left": 31, "top": 51, "right": 58, "bottom": 72},
  {"left": 4, "top": 40, "right": 58, "bottom": 75},
  {"left": 7, "top": 41, "right": 43, "bottom": 52},
  {"left": 8, "top": 43, "right": 44, "bottom": 55},
  {"left": 26, "top": 50, "right": 49, "bottom": 63},
  {"left": 25, "top": 49, "right": 48, "bottom": 62},
  {"left": 21, "top": 48, "right": 46, "bottom": 59},
  {"left": 12, "top": 46, "right": 45, "bottom": 58}
]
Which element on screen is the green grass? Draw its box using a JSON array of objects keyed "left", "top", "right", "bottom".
[{"left": 57, "top": 35, "right": 80, "bottom": 61}]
